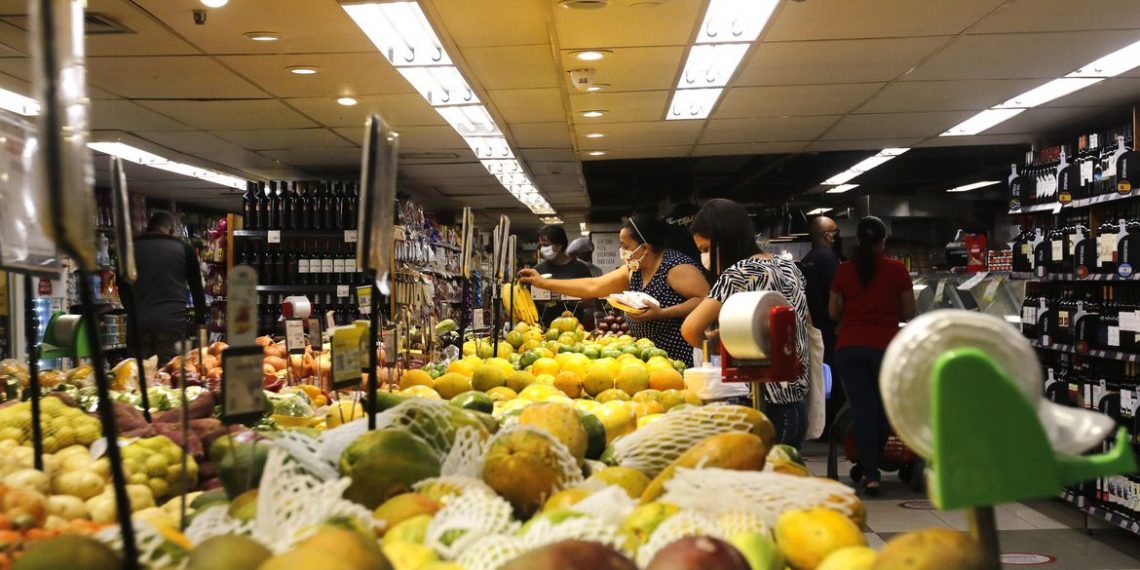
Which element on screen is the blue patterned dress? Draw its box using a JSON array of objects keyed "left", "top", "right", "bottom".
[{"left": 628, "top": 249, "right": 701, "bottom": 366}]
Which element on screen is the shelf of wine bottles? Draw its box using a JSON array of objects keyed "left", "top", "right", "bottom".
[
  {"left": 235, "top": 241, "right": 367, "bottom": 287},
  {"left": 241, "top": 180, "right": 358, "bottom": 232},
  {"left": 1009, "top": 122, "right": 1135, "bottom": 213},
  {"left": 257, "top": 291, "right": 360, "bottom": 336}
]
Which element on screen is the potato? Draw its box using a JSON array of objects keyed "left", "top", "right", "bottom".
[{"left": 264, "top": 356, "right": 287, "bottom": 372}]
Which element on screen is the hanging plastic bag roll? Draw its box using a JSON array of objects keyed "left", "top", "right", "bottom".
[{"left": 718, "top": 291, "right": 790, "bottom": 360}]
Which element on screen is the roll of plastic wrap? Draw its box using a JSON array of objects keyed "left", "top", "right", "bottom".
[
  {"left": 52, "top": 315, "right": 83, "bottom": 347},
  {"left": 881, "top": 310, "right": 1114, "bottom": 459},
  {"left": 282, "top": 296, "right": 312, "bottom": 320},
  {"left": 684, "top": 365, "right": 748, "bottom": 400},
  {"left": 718, "top": 291, "right": 789, "bottom": 360}
]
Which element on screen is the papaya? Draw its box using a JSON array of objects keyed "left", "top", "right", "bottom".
[
  {"left": 519, "top": 403, "right": 588, "bottom": 465},
  {"left": 12, "top": 535, "right": 120, "bottom": 570},
  {"left": 340, "top": 429, "right": 441, "bottom": 509},
  {"left": 483, "top": 429, "right": 569, "bottom": 518},
  {"left": 640, "top": 432, "right": 768, "bottom": 504}
]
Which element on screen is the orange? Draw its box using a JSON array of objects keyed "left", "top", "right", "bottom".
[
  {"left": 554, "top": 371, "right": 582, "bottom": 398},
  {"left": 648, "top": 368, "right": 685, "bottom": 392},
  {"left": 532, "top": 357, "right": 560, "bottom": 377}
]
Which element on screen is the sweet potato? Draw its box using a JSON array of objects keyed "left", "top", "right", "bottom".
[
  {"left": 208, "top": 341, "right": 228, "bottom": 357},
  {"left": 114, "top": 402, "right": 150, "bottom": 434}
]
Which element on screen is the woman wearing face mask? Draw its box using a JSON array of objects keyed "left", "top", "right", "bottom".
[
  {"left": 519, "top": 214, "right": 709, "bottom": 366},
  {"left": 680, "top": 199, "right": 812, "bottom": 448},
  {"left": 532, "top": 224, "right": 596, "bottom": 328}
]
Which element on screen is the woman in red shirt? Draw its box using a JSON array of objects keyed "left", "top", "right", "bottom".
[{"left": 828, "top": 216, "right": 915, "bottom": 495}]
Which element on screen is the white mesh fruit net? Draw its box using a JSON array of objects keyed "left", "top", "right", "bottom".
[
  {"left": 487, "top": 424, "right": 585, "bottom": 494},
  {"left": 455, "top": 534, "right": 529, "bottom": 570},
  {"left": 570, "top": 485, "right": 636, "bottom": 526},
  {"left": 273, "top": 429, "right": 337, "bottom": 481},
  {"left": 183, "top": 503, "right": 252, "bottom": 546},
  {"left": 635, "top": 509, "right": 724, "bottom": 567},
  {"left": 658, "top": 467, "right": 859, "bottom": 525},
  {"left": 425, "top": 489, "right": 519, "bottom": 560},
  {"left": 319, "top": 398, "right": 472, "bottom": 469},
  {"left": 441, "top": 426, "right": 486, "bottom": 478},
  {"left": 96, "top": 518, "right": 186, "bottom": 570},
  {"left": 519, "top": 513, "right": 626, "bottom": 553},
  {"left": 608, "top": 404, "right": 759, "bottom": 478}
]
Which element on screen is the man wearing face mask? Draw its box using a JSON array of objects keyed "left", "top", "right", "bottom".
[
  {"left": 520, "top": 214, "right": 709, "bottom": 366},
  {"left": 801, "top": 216, "right": 844, "bottom": 437},
  {"left": 532, "top": 224, "right": 594, "bottom": 328}
]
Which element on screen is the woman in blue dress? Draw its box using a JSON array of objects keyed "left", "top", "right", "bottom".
[{"left": 518, "top": 214, "right": 709, "bottom": 366}]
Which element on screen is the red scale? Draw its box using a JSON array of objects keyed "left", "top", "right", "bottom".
[{"left": 718, "top": 291, "right": 802, "bottom": 384}]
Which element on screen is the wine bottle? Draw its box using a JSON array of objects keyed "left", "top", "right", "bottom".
[
  {"left": 266, "top": 181, "right": 280, "bottom": 230},
  {"left": 333, "top": 241, "right": 346, "bottom": 283},
  {"left": 297, "top": 241, "right": 310, "bottom": 286},
  {"left": 243, "top": 181, "right": 258, "bottom": 229},
  {"left": 257, "top": 182, "right": 270, "bottom": 229},
  {"left": 298, "top": 181, "right": 312, "bottom": 231},
  {"left": 326, "top": 182, "right": 340, "bottom": 230},
  {"left": 346, "top": 182, "right": 359, "bottom": 230},
  {"left": 279, "top": 181, "right": 293, "bottom": 231},
  {"left": 321, "top": 240, "right": 335, "bottom": 284}
]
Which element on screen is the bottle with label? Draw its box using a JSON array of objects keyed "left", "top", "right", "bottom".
[
  {"left": 1008, "top": 163, "right": 1023, "bottom": 210},
  {"left": 256, "top": 182, "right": 271, "bottom": 230},
  {"left": 346, "top": 182, "right": 359, "bottom": 230},
  {"left": 266, "top": 181, "right": 281, "bottom": 231},
  {"left": 298, "top": 181, "right": 313, "bottom": 231},
  {"left": 297, "top": 242, "right": 310, "bottom": 286},
  {"left": 326, "top": 182, "right": 341, "bottom": 230},
  {"left": 321, "top": 240, "right": 335, "bottom": 284},
  {"left": 243, "top": 181, "right": 259, "bottom": 229},
  {"left": 311, "top": 182, "right": 326, "bottom": 230},
  {"left": 333, "top": 241, "right": 347, "bottom": 283},
  {"left": 280, "top": 181, "right": 294, "bottom": 231}
]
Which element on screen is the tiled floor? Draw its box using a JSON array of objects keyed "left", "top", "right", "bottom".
[{"left": 802, "top": 442, "right": 1140, "bottom": 569}]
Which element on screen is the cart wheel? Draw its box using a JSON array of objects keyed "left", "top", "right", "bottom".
[
  {"left": 849, "top": 464, "right": 864, "bottom": 484},
  {"left": 910, "top": 458, "right": 926, "bottom": 492},
  {"left": 899, "top": 463, "right": 914, "bottom": 483}
]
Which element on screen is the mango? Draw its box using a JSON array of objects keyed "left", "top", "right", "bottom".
[{"left": 640, "top": 432, "right": 768, "bottom": 504}]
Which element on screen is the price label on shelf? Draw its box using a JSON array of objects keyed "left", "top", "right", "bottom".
[
  {"left": 982, "top": 276, "right": 1004, "bottom": 302},
  {"left": 285, "top": 319, "right": 304, "bottom": 354},
  {"left": 933, "top": 280, "right": 945, "bottom": 303},
  {"left": 473, "top": 308, "right": 484, "bottom": 329},
  {"left": 344, "top": 230, "right": 358, "bottom": 243},
  {"left": 337, "top": 285, "right": 350, "bottom": 298},
  {"left": 220, "top": 346, "right": 267, "bottom": 423},
  {"left": 331, "top": 326, "right": 362, "bottom": 389},
  {"left": 267, "top": 230, "right": 281, "bottom": 244},
  {"left": 531, "top": 286, "right": 551, "bottom": 301},
  {"left": 356, "top": 286, "right": 372, "bottom": 314}
]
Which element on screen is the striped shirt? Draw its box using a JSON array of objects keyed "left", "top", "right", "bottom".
[{"left": 709, "top": 256, "right": 810, "bottom": 405}]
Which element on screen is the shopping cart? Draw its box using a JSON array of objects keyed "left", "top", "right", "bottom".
[{"left": 826, "top": 403, "right": 925, "bottom": 492}]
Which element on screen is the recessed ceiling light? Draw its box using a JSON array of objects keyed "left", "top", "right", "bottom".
[
  {"left": 200, "top": 0, "right": 228, "bottom": 7},
  {"left": 574, "top": 50, "right": 612, "bottom": 61},
  {"left": 244, "top": 32, "right": 281, "bottom": 41},
  {"left": 581, "top": 110, "right": 607, "bottom": 118},
  {"left": 586, "top": 83, "right": 611, "bottom": 92},
  {"left": 588, "top": 151, "right": 607, "bottom": 156},
  {"left": 337, "top": 97, "right": 359, "bottom": 106},
  {"left": 288, "top": 66, "right": 319, "bottom": 75},
  {"left": 825, "top": 184, "right": 860, "bottom": 194},
  {"left": 585, "top": 132, "right": 606, "bottom": 139}
]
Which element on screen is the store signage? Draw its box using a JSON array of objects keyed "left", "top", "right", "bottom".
[
  {"left": 593, "top": 232, "right": 622, "bottom": 273},
  {"left": 344, "top": 230, "right": 358, "bottom": 243},
  {"left": 1000, "top": 553, "right": 1056, "bottom": 566},
  {"left": 226, "top": 266, "right": 258, "bottom": 347},
  {"left": 309, "top": 318, "right": 323, "bottom": 351},
  {"left": 331, "top": 326, "right": 362, "bottom": 389},
  {"left": 267, "top": 230, "right": 281, "bottom": 244}
]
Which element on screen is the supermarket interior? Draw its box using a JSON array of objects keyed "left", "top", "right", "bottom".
[{"left": 2, "top": 0, "right": 1140, "bottom": 569}]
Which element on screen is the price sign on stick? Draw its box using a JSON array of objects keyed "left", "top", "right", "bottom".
[
  {"left": 331, "top": 326, "right": 363, "bottom": 389},
  {"left": 285, "top": 319, "right": 304, "bottom": 354},
  {"left": 221, "top": 346, "right": 267, "bottom": 423},
  {"left": 309, "top": 318, "right": 323, "bottom": 351},
  {"left": 227, "top": 266, "right": 259, "bottom": 347},
  {"left": 473, "top": 308, "right": 485, "bottom": 329},
  {"left": 357, "top": 285, "right": 372, "bottom": 315}
]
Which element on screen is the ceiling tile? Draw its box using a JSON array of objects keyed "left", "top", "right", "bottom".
[
  {"left": 522, "top": 149, "right": 576, "bottom": 162},
  {"left": 700, "top": 117, "right": 838, "bottom": 144},
  {"left": 918, "top": 133, "right": 1034, "bottom": 148},
  {"left": 714, "top": 83, "right": 884, "bottom": 118},
  {"left": 211, "top": 128, "right": 354, "bottom": 151},
  {"left": 0, "top": 0, "right": 197, "bottom": 56},
  {"left": 559, "top": 46, "right": 685, "bottom": 93},
  {"left": 576, "top": 121, "right": 704, "bottom": 149},
  {"left": 529, "top": 161, "right": 581, "bottom": 177},
  {"left": 438, "top": 185, "right": 512, "bottom": 197},
  {"left": 905, "top": 30, "right": 1140, "bottom": 81},
  {"left": 261, "top": 147, "right": 363, "bottom": 168},
  {"left": 569, "top": 91, "right": 670, "bottom": 123},
  {"left": 287, "top": 94, "right": 445, "bottom": 128},
  {"left": 820, "top": 111, "right": 973, "bottom": 140},
  {"left": 553, "top": 0, "right": 703, "bottom": 49},
  {"left": 856, "top": 79, "right": 1042, "bottom": 113},
  {"left": 804, "top": 138, "right": 927, "bottom": 152},
  {"left": 131, "top": 131, "right": 250, "bottom": 156},
  {"left": 433, "top": 0, "right": 549, "bottom": 47},
  {"left": 91, "top": 99, "right": 192, "bottom": 131},
  {"left": 691, "top": 142, "right": 809, "bottom": 157},
  {"left": 128, "top": 0, "right": 377, "bottom": 55},
  {"left": 218, "top": 53, "right": 413, "bottom": 98},
  {"left": 970, "top": 0, "right": 1140, "bottom": 33},
  {"left": 136, "top": 100, "right": 319, "bottom": 130},
  {"left": 765, "top": 0, "right": 1006, "bottom": 41},
  {"left": 401, "top": 163, "right": 491, "bottom": 178},
  {"left": 88, "top": 56, "right": 266, "bottom": 98},
  {"left": 509, "top": 122, "right": 572, "bottom": 148},
  {"left": 737, "top": 37, "right": 946, "bottom": 86},
  {"left": 463, "top": 45, "right": 559, "bottom": 90},
  {"left": 488, "top": 88, "right": 565, "bottom": 123}
]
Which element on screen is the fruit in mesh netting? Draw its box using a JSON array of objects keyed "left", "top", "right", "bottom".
[
  {"left": 817, "top": 546, "right": 877, "bottom": 570},
  {"left": 340, "top": 429, "right": 442, "bottom": 509},
  {"left": 11, "top": 534, "right": 121, "bottom": 570},
  {"left": 640, "top": 432, "right": 768, "bottom": 504},
  {"left": 501, "top": 539, "right": 638, "bottom": 570},
  {"left": 121, "top": 436, "right": 199, "bottom": 501},
  {"left": 872, "top": 528, "right": 988, "bottom": 570},
  {"left": 774, "top": 507, "right": 866, "bottom": 570},
  {"left": 482, "top": 428, "right": 573, "bottom": 518},
  {"left": 519, "top": 402, "right": 589, "bottom": 465},
  {"left": 586, "top": 466, "right": 651, "bottom": 499},
  {"left": 373, "top": 493, "right": 441, "bottom": 535},
  {"left": 646, "top": 536, "right": 750, "bottom": 570},
  {"left": 0, "top": 397, "right": 102, "bottom": 453},
  {"left": 185, "top": 534, "right": 272, "bottom": 570},
  {"left": 542, "top": 487, "right": 592, "bottom": 513},
  {"left": 620, "top": 502, "right": 680, "bottom": 550}
]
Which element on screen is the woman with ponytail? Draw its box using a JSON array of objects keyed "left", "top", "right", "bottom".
[{"left": 828, "top": 216, "right": 914, "bottom": 496}]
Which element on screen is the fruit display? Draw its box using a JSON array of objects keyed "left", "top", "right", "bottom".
[{"left": 500, "top": 282, "right": 539, "bottom": 325}]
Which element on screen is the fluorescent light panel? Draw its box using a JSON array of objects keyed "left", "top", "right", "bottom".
[
  {"left": 677, "top": 44, "right": 750, "bottom": 89},
  {"left": 820, "top": 148, "right": 910, "bottom": 186},
  {"left": 398, "top": 66, "right": 478, "bottom": 106},
  {"left": 666, "top": 88, "right": 723, "bottom": 120},
  {"left": 805, "top": 207, "right": 833, "bottom": 215},
  {"left": 0, "top": 87, "right": 38, "bottom": 116},
  {"left": 946, "top": 180, "right": 1001, "bottom": 193},
  {"left": 341, "top": 2, "right": 451, "bottom": 67},
  {"left": 88, "top": 142, "right": 246, "bottom": 189},
  {"left": 464, "top": 135, "right": 513, "bottom": 160},
  {"left": 825, "top": 184, "right": 859, "bottom": 194},
  {"left": 942, "top": 37, "right": 1140, "bottom": 137},
  {"left": 696, "top": 0, "right": 779, "bottom": 44}
]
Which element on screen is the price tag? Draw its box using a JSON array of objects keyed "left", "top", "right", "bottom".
[
  {"left": 285, "top": 319, "right": 304, "bottom": 354},
  {"left": 473, "top": 308, "right": 485, "bottom": 329},
  {"left": 356, "top": 286, "right": 372, "bottom": 314},
  {"left": 982, "top": 276, "right": 1003, "bottom": 302},
  {"left": 344, "top": 230, "right": 358, "bottom": 243},
  {"left": 934, "top": 280, "right": 945, "bottom": 303},
  {"left": 531, "top": 286, "right": 551, "bottom": 301},
  {"left": 358, "top": 322, "right": 371, "bottom": 375},
  {"left": 220, "top": 346, "right": 267, "bottom": 423},
  {"left": 309, "top": 318, "right": 323, "bottom": 351},
  {"left": 1108, "top": 326, "right": 1121, "bottom": 347},
  {"left": 337, "top": 285, "right": 350, "bottom": 298},
  {"left": 267, "top": 230, "right": 281, "bottom": 244},
  {"left": 331, "top": 326, "right": 363, "bottom": 389},
  {"left": 956, "top": 272, "right": 988, "bottom": 291},
  {"left": 226, "top": 266, "right": 258, "bottom": 347}
]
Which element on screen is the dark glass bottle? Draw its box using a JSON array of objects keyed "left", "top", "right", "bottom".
[
  {"left": 256, "top": 182, "right": 270, "bottom": 229},
  {"left": 265, "top": 181, "right": 280, "bottom": 230},
  {"left": 286, "top": 181, "right": 301, "bottom": 231},
  {"left": 346, "top": 182, "right": 359, "bottom": 230},
  {"left": 320, "top": 240, "right": 334, "bottom": 285},
  {"left": 326, "top": 182, "right": 341, "bottom": 230},
  {"left": 243, "top": 181, "right": 258, "bottom": 229},
  {"left": 279, "top": 181, "right": 293, "bottom": 231},
  {"left": 311, "top": 182, "right": 326, "bottom": 230},
  {"left": 298, "top": 181, "right": 312, "bottom": 231}
]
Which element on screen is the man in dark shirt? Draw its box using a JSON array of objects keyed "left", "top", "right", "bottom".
[
  {"left": 122, "top": 211, "right": 206, "bottom": 364},
  {"left": 533, "top": 225, "right": 593, "bottom": 328},
  {"left": 801, "top": 215, "right": 843, "bottom": 436}
]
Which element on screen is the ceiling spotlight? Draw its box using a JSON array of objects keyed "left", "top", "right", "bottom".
[
  {"left": 580, "top": 110, "right": 607, "bottom": 118},
  {"left": 574, "top": 50, "right": 612, "bottom": 61},
  {"left": 244, "top": 32, "right": 281, "bottom": 41},
  {"left": 588, "top": 151, "right": 607, "bottom": 156},
  {"left": 337, "top": 97, "right": 359, "bottom": 106},
  {"left": 200, "top": 0, "right": 228, "bottom": 7},
  {"left": 586, "top": 83, "right": 611, "bottom": 92},
  {"left": 585, "top": 132, "right": 606, "bottom": 139},
  {"left": 288, "top": 66, "right": 319, "bottom": 75}
]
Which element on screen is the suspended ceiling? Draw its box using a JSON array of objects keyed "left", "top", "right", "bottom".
[{"left": 0, "top": 0, "right": 1136, "bottom": 224}]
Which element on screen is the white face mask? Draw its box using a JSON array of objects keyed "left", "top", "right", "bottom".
[
  {"left": 620, "top": 244, "right": 646, "bottom": 271},
  {"left": 700, "top": 251, "right": 711, "bottom": 270},
  {"left": 540, "top": 245, "right": 558, "bottom": 261}
]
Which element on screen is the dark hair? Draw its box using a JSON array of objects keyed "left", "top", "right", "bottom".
[
  {"left": 537, "top": 224, "right": 569, "bottom": 249},
  {"left": 621, "top": 213, "right": 668, "bottom": 250},
  {"left": 854, "top": 216, "right": 888, "bottom": 287},
  {"left": 690, "top": 198, "right": 760, "bottom": 274},
  {"left": 147, "top": 211, "right": 175, "bottom": 233}
]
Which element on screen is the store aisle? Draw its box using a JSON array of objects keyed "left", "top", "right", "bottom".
[{"left": 802, "top": 442, "right": 1140, "bottom": 569}]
